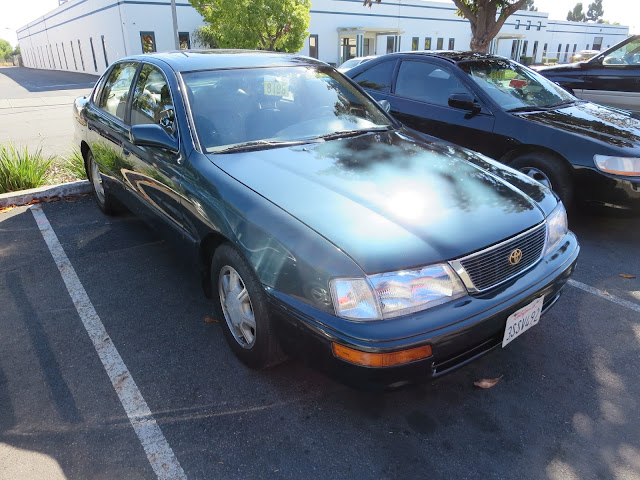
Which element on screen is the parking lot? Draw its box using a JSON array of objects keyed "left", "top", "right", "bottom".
[{"left": 1, "top": 196, "right": 639, "bottom": 480}]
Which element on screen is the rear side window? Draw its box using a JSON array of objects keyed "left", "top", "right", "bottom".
[
  {"left": 395, "top": 60, "right": 470, "bottom": 106},
  {"left": 352, "top": 61, "right": 395, "bottom": 93},
  {"left": 98, "top": 62, "right": 138, "bottom": 121},
  {"left": 131, "top": 64, "right": 176, "bottom": 134}
]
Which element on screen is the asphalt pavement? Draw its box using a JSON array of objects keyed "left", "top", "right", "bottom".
[
  {"left": 0, "top": 67, "right": 98, "bottom": 157},
  {"left": 1, "top": 196, "right": 639, "bottom": 480}
]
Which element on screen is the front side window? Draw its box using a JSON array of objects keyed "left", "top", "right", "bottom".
[
  {"left": 352, "top": 60, "right": 395, "bottom": 93},
  {"left": 395, "top": 60, "right": 470, "bottom": 107},
  {"left": 183, "top": 66, "right": 393, "bottom": 152},
  {"left": 98, "top": 62, "right": 138, "bottom": 120},
  {"left": 131, "top": 64, "right": 175, "bottom": 133},
  {"left": 140, "top": 32, "right": 156, "bottom": 53},
  {"left": 602, "top": 37, "right": 640, "bottom": 66},
  {"left": 459, "top": 59, "right": 575, "bottom": 111}
]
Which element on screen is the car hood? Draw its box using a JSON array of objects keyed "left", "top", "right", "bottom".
[
  {"left": 208, "top": 130, "right": 545, "bottom": 274},
  {"left": 515, "top": 102, "right": 640, "bottom": 149},
  {"left": 537, "top": 63, "right": 585, "bottom": 74}
]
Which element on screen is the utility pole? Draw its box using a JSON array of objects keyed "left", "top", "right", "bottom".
[{"left": 171, "top": 0, "right": 180, "bottom": 50}]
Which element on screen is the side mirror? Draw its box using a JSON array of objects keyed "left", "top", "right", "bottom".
[
  {"left": 130, "top": 124, "right": 179, "bottom": 152},
  {"left": 378, "top": 99, "right": 391, "bottom": 113},
  {"left": 448, "top": 93, "right": 481, "bottom": 113}
]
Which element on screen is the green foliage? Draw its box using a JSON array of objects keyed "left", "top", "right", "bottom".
[
  {"left": 189, "top": 0, "right": 310, "bottom": 52},
  {"left": 586, "top": 0, "right": 603, "bottom": 22},
  {"left": 60, "top": 147, "right": 88, "bottom": 180},
  {"left": 521, "top": 0, "right": 537, "bottom": 11},
  {"left": 12, "top": 45, "right": 21, "bottom": 56},
  {"left": 0, "top": 39, "right": 13, "bottom": 61},
  {"left": 193, "top": 26, "right": 219, "bottom": 49},
  {"left": 567, "top": 3, "right": 586, "bottom": 21},
  {"left": 0, "top": 144, "right": 53, "bottom": 193}
]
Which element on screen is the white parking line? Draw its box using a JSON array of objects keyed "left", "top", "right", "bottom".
[
  {"left": 31, "top": 205, "right": 187, "bottom": 480},
  {"left": 568, "top": 279, "right": 640, "bottom": 314}
]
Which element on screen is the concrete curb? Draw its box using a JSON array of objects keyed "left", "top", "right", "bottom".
[{"left": 0, "top": 180, "right": 92, "bottom": 208}]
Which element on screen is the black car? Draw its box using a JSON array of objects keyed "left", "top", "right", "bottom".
[
  {"left": 347, "top": 52, "right": 640, "bottom": 212},
  {"left": 538, "top": 35, "right": 640, "bottom": 114},
  {"left": 73, "top": 51, "right": 579, "bottom": 388}
]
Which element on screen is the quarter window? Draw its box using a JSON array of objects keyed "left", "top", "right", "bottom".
[
  {"left": 131, "top": 64, "right": 176, "bottom": 134},
  {"left": 352, "top": 61, "right": 395, "bottom": 93},
  {"left": 98, "top": 62, "right": 138, "bottom": 120},
  {"left": 395, "top": 60, "right": 471, "bottom": 107}
]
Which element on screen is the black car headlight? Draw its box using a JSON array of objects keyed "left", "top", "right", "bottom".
[
  {"left": 594, "top": 155, "right": 640, "bottom": 176},
  {"left": 543, "top": 202, "right": 568, "bottom": 255},
  {"left": 330, "top": 264, "right": 467, "bottom": 321}
]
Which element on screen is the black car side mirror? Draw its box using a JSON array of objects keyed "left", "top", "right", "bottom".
[
  {"left": 448, "top": 93, "right": 481, "bottom": 114},
  {"left": 130, "top": 124, "right": 179, "bottom": 153}
]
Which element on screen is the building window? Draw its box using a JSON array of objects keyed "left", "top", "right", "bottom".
[
  {"left": 179, "top": 32, "right": 190, "bottom": 50},
  {"left": 309, "top": 34, "right": 318, "bottom": 58},
  {"left": 89, "top": 37, "right": 98, "bottom": 72},
  {"left": 101, "top": 35, "right": 109, "bottom": 67},
  {"left": 537, "top": 21, "right": 542, "bottom": 31},
  {"left": 61, "top": 43, "right": 68, "bottom": 69},
  {"left": 557, "top": 44, "right": 562, "bottom": 60},
  {"left": 386, "top": 36, "right": 394, "bottom": 54},
  {"left": 342, "top": 37, "right": 356, "bottom": 63},
  {"left": 424, "top": 37, "right": 431, "bottom": 50},
  {"left": 564, "top": 44, "right": 570, "bottom": 62},
  {"left": 436, "top": 38, "right": 443, "bottom": 49},
  {"left": 593, "top": 36, "right": 603, "bottom": 50},
  {"left": 543, "top": 43, "right": 548, "bottom": 58},
  {"left": 56, "top": 43, "right": 62, "bottom": 68},
  {"left": 411, "top": 37, "right": 419, "bottom": 51},
  {"left": 532, "top": 41, "right": 538, "bottom": 63},
  {"left": 363, "top": 38, "right": 371, "bottom": 56},
  {"left": 448, "top": 38, "right": 455, "bottom": 50},
  {"left": 78, "top": 40, "right": 86, "bottom": 71},
  {"left": 515, "top": 19, "right": 520, "bottom": 29},
  {"left": 526, "top": 20, "right": 531, "bottom": 30},
  {"left": 586, "top": 44, "right": 590, "bottom": 50},
  {"left": 70, "top": 41, "right": 77, "bottom": 70},
  {"left": 522, "top": 40, "right": 528, "bottom": 59},
  {"left": 140, "top": 32, "right": 156, "bottom": 53},
  {"left": 49, "top": 45, "right": 55, "bottom": 69}
]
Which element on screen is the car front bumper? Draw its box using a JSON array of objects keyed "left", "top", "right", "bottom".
[
  {"left": 267, "top": 232, "right": 580, "bottom": 389},
  {"left": 576, "top": 168, "right": 640, "bottom": 212}
]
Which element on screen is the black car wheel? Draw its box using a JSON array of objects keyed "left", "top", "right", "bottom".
[
  {"left": 211, "top": 243, "right": 285, "bottom": 369},
  {"left": 86, "top": 150, "right": 117, "bottom": 215},
  {"left": 510, "top": 153, "right": 574, "bottom": 207}
]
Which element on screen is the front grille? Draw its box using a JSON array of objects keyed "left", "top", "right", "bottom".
[{"left": 453, "top": 223, "right": 547, "bottom": 292}]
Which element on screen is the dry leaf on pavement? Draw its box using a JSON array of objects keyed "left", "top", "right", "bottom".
[
  {"left": 474, "top": 375, "right": 503, "bottom": 389},
  {"left": 204, "top": 316, "right": 218, "bottom": 323},
  {"left": 619, "top": 274, "right": 636, "bottom": 279}
]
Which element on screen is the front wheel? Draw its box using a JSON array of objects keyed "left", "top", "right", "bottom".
[
  {"left": 509, "top": 153, "right": 574, "bottom": 208},
  {"left": 211, "top": 243, "right": 285, "bottom": 369},
  {"left": 86, "top": 150, "right": 117, "bottom": 215}
]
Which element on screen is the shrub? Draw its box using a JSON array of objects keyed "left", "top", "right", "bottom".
[
  {"left": 0, "top": 144, "right": 53, "bottom": 193},
  {"left": 59, "top": 147, "right": 88, "bottom": 180}
]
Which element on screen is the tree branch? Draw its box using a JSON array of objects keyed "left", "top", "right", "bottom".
[{"left": 452, "top": 0, "right": 476, "bottom": 25}]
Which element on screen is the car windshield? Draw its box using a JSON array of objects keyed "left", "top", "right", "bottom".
[
  {"left": 182, "top": 65, "right": 393, "bottom": 153},
  {"left": 458, "top": 59, "right": 576, "bottom": 111},
  {"left": 338, "top": 59, "right": 362, "bottom": 69}
]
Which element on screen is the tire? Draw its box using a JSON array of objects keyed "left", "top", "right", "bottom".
[
  {"left": 509, "top": 152, "right": 574, "bottom": 208},
  {"left": 211, "top": 243, "right": 286, "bottom": 369},
  {"left": 86, "top": 149, "right": 117, "bottom": 215}
]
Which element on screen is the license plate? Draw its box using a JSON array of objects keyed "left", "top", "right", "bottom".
[{"left": 502, "top": 296, "right": 544, "bottom": 348}]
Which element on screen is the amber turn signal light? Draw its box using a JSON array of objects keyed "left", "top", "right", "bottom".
[{"left": 332, "top": 343, "right": 432, "bottom": 367}]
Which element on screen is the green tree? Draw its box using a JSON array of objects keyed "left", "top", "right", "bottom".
[
  {"left": 586, "top": 0, "right": 604, "bottom": 22},
  {"left": 567, "top": 3, "right": 586, "bottom": 21},
  {"left": 189, "top": 0, "right": 310, "bottom": 52},
  {"left": 521, "top": 0, "right": 537, "bottom": 11},
  {"left": 0, "top": 39, "right": 13, "bottom": 61}
]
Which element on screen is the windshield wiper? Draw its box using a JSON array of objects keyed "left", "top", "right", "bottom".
[
  {"left": 507, "top": 105, "right": 549, "bottom": 113},
  {"left": 211, "top": 139, "right": 306, "bottom": 154},
  {"left": 544, "top": 99, "right": 585, "bottom": 109},
  {"left": 314, "top": 127, "right": 392, "bottom": 142}
]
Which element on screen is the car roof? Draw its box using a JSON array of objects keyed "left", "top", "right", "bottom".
[
  {"left": 387, "top": 51, "right": 508, "bottom": 63},
  {"left": 118, "top": 49, "right": 327, "bottom": 72}
]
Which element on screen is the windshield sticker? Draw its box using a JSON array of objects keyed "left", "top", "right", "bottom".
[
  {"left": 264, "top": 78, "right": 290, "bottom": 96},
  {"left": 490, "top": 70, "right": 506, "bottom": 81}
]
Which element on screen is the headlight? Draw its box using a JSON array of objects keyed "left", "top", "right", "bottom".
[
  {"left": 330, "top": 264, "right": 466, "bottom": 321},
  {"left": 594, "top": 155, "right": 640, "bottom": 176},
  {"left": 544, "top": 202, "right": 568, "bottom": 255}
]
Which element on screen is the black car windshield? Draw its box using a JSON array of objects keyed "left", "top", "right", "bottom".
[
  {"left": 458, "top": 59, "right": 575, "bottom": 111},
  {"left": 182, "top": 66, "right": 393, "bottom": 153}
]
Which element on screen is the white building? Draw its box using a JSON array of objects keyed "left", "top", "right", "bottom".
[{"left": 17, "top": 0, "right": 629, "bottom": 75}]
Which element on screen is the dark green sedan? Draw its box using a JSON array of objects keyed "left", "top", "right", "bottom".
[{"left": 73, "top": 51, "right": 579, "bottom": 388}]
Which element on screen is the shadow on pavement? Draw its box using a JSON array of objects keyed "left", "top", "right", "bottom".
[{"left": 0, "top": 67, "right": 99, "bottom": 93}]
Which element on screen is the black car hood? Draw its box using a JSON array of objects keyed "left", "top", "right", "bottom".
[
  {"left": 209, "top": 130, "right": 546, "bottom": 274},
  {"left": 537, "top": 63, "right": 585, "bottom": 74},
  {"left": 515, "top": 102, "right": 640, "bottom": 149}
]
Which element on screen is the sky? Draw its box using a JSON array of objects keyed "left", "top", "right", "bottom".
[{"left": 0, "top": 0, "right": 638, "bottom": 47}]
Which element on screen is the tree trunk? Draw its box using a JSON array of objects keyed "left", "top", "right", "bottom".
[{"left": 470, "top": 36, "right": 491, "bottom": 53}]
